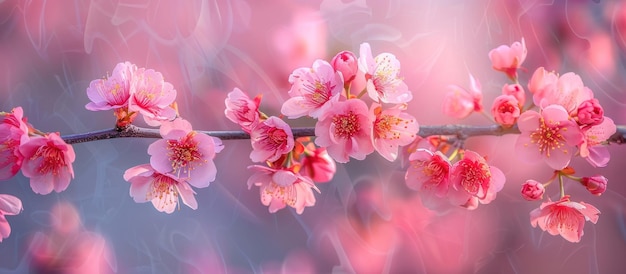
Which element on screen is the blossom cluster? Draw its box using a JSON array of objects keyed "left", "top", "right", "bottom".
[
  {"left": 0, "top": 106, "right": 78, "bottom": 241},
  {"left": 226, "top": 43, "right": 420, "bottom": 214},
  {"left": 441, "top": 38, "right": 613, "bottom": 242},
  {"left": 85, "top": 62, "right": 224, "bottom": 214}
]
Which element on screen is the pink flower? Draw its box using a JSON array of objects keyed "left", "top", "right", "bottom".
[
  {"left": 581, "top": 176, "right": 607, "bottom": 196},
  {"left": 85, "top": 62, "right": 136, "bottom": 111},
  {"left": 491, "top": 95, "right": 520, "bottom": 127},
  {"left": 0, "top": 107, "right": 30, "bottom": 180},
  {"left": 370, "top": 103, "right": 419, "bottom": 161},
  {"left": 515, "top": 105, "right": 583, "bottom": 170},
  {"left": 358, "top": 43, "right": 412, "bottom": 104},
  {"left": 527, "top": 67, "right": 558, "bottom": 106},
  {"left": 314, "top": 99, "right": 374, "bottom": 163},
  {"left": 448, "top": 150, "right": 505, "bottom": 207},
  {"left": 405, "top": 149, "right": 452, "bottom": 208},
  {"left": 129, "top": 68, "right": 177, "bottom": 126},
  {"left": 250, "top": 116, "right": 294, "bottom": 163},
  {"left": 530, "top": 195, "right": 600, "bottom": 243},
  {"left": 488, "top": 38, "right": 527, "bottom": 80},
  {"left": 520, "top": 180, "right": 545, "bottom": 201},
  {"left": 247, "top": 165, "right": 319, "bottom": 214},
  {"left": 124, "top": 164, "right": 197, "bottom": 213},
  {"left": 299, "top": 144, "right": 336, "bottom": 183},
  {"left": 501, "top": 83, "right": 526, "bottom": 107},
  {"left": 148, "top": 118, "right": 223, "bottom": 188},
  {"left": 18, "top": 133, "right": 76, "bottom": 195},
  {"left": 577, "top": 98, "right": 604, "bottom": 127},
  {"left": 579, "top": 117, "right": 616, "bottom": 167},
  {"left": 0, "top": 194, "right": 22, "bottom": 242},
  {"left": 331, "top": 50, "right": 358, "bottom": 83},
  {"left": 442, "top": 74, "right": 483, "bottom": 119},
  {"left": 281, "top": 59, "right": 342, "bottom": 119},
  {"left": 530, "top": 70, "right": 592, "bottom": 114},
  {"left": 224, "top": 88, "right": 261, "bottom": 133}
]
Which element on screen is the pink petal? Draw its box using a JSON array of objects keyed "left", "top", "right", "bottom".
[
  {"left": 176, "top": 182, "right": 198, "bottom": 210},
  {"left": 0, "top": 194, "right": 22, "bottom": 215}
]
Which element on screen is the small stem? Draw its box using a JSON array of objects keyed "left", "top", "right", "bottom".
[
  {"left": 559, "top": 174, "right": 565, "bottom": 199},
  {"left": 356, "top": 89, "right": 368, "bottom": 99}
]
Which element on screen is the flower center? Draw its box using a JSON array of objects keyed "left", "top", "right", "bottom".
[
  {"left": 419, "top": 155, "right": 449, "bottom": 188},
  {"left": 374, "top": 114, "right": 412, "bottom": 140},
  {"left": 32, "top": 142, "right": 65, "bottom": 175},
  {"left": 267, "top": 127, "right": 288, "bottom": 148},
  {"left": 529, "top": 118, "right": 567, "bottom": 157},
  {"left": 332, "top": 111, "right": 360, "bottom": 138},
  {"left": 167, "top": 132, "right": 205, "bottom": 177},
  {"left": 148, "top": 174, "right": 179, "bottom": 209},
  {"left": 458, "top": 159, "right": 491, "bottom": 198},
  {"left": 263, "top": 182, "right": 297, "bottom": 207}
]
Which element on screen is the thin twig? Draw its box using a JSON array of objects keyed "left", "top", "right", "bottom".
[{"left": 61, "top": 124, "right": 626, "bottom": 145}]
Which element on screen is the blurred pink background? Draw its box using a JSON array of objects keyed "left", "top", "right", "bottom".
[{"left": 1, "top": 0, "right": 625, "bottom": 273}]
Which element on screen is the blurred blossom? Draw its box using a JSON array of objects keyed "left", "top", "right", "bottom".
[
  {"left": 0, "top": 194, "right": 22, "bottom": 242},
  {"left": 442, "top": 74, "right": 483, "bottom": 119},
  {"left": 247, "top": 165, "right": 319, "bottom": 214},
  {"left": 27, "top": 201, "right": 114, "bottom": 273},
  {"left": 358, "top": 43, "right": 412, "bottom": 104}
]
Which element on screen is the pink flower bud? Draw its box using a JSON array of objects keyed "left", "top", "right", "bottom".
[
  {"left": 491, "top": 95, "right": 520, "bottom": 127},
  {"left": 331, "top": 50, "right": 358, "bottom": 83},
  {"left": 521, "top": 180, "right": 545, "bottom": 201},
  {"left": 501, "top": 83, "right": 526, "bottom": 106},
  {"left": 581, "top": 176, "right": 607, "bottom": 196},
  {"left": 488, "top": 38, "right": 527, "bottom": 80},
  {"left": 577, "top": 98, "right": 604, "bottom": 127}
]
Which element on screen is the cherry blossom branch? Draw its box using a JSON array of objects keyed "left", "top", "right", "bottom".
[{"left": 61, "top": 124, "right": 626, "bottom": 144}]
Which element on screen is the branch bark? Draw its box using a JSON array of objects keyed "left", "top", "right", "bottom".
[{"left": 61, "top": 125, "right": 626, "bottom": 145}]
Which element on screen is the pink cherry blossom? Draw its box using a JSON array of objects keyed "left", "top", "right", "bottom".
[
  {"left": 581, "top": 176, "right": 607, "bottom": 196},
  {"left": 247, "top": 165, "right": 319, "bottom": 214},
  {"left": 281, "top": 59, "right": 342, "bottom": 119},
  {"left": 491, "top": 94, "right": 520, "bottom": 127},
  {"left": 520, "top": 179, "right": 545, "bottom": 201},
  {"left": 529, "top": 70, "right": 592, "bottom": 114},
  {"left": 501, "top": 83, "right": 526, "bottom": 107},
  {"left": 250, "top": 116, "right": 294, "bottom": 163},
  {"left": 576, "top": 98, "right": 604, "bottom": 127},
  {"left": 18, "top": 133, "right": 76, "bottom": 195},
  {"left": 515, "top": 105, "right": 583, "bottom": 170},
  {"left": 129, "top": 68, "right": 177, "bottom": 126},
  {"left": 442, "top": 74, "right": 483, "bottom": 119},
  {"left": 530, "top": 195, "right": 600, "bottom": 243},
  {"left": 331, "top": 50, "right": 358, "bottom": 83},
  {"left": 148, "top": 118, "right": 223, "bottom": 188},
  {"left": 488, "top": 38, "right": 527, "bottom": 80},
  {"left": 0, "top": 107, "right": 30, "bottom": 180},
  {"left": 358, "top": 43, "right": 412, "bottom": 104},
  {"left": 224, "top": 88, "right": 261, "bottom": 133},
  {"left": 124, "top": 164, "right": 197, "bottom": 213},
  {"left": 314, "top": 99, "right": 374, "bottom": 163},
  {"left": 405, "top": 149, "right": 452, "bottom": 209},
  {"left": 300, "top": 144, "right": 336, "bottom": 183},
  {"left": 527, "top": 67, "right": 558, "bottom": 106},
  {"left": 448, "top": 150, "right": 505, "bottom": 207},
  {"left": 579, "top": 117, "right": 616, "bottom": 167},
  {"left": 85, "top": 62, "right": 136, "bottom": 111},
  {"left": 0, "top": 194, "right": 22, "bottom": 242},
  {"left": 370, "top": 103, "right": 419, "bottom": 161}
]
